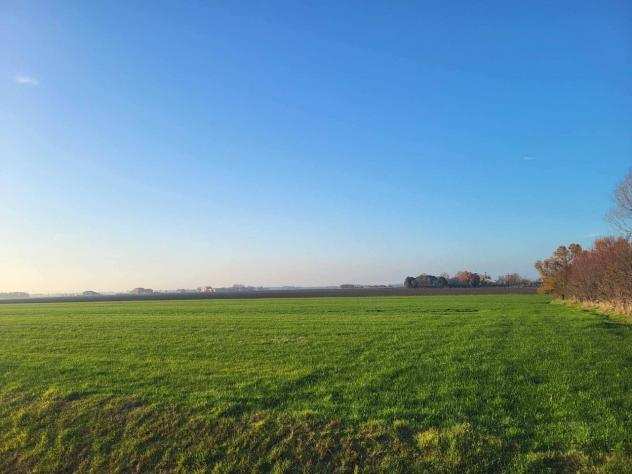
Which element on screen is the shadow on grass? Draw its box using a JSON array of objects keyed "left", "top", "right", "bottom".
[
  {"left": 589, "top": 314, "right": 632, "bottom": 339},
  {"left": 1, "top": 390, "right": 629, "bottom": 473}
]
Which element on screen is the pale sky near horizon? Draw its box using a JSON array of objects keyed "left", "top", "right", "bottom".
[{"left": 1, "top": 1, "right": 630, "bottom": 293}]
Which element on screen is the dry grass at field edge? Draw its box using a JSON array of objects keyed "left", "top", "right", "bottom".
[{"left": 555, "top": 298, "right": 632, "bottom": 323}]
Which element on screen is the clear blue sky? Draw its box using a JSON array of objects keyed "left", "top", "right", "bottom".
[{"left": 1, "top": 1, "right": 630, "bottom": 292}]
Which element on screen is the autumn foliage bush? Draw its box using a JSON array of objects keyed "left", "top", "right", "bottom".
[{"left": 535, "top": 237, "right": 632, "bottom": 315}]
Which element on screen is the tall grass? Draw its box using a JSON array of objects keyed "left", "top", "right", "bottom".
[{"left": 558, "top": 298, "right": 632, "bottom": 321}]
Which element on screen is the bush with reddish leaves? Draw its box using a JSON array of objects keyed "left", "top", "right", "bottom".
[{"left": 536, "top": 237, "right": 632, "bottom": 311}]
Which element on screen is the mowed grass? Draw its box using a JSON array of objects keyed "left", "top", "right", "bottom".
[{"left": 0, "top": 294, "right": 631, "bottom": 472}]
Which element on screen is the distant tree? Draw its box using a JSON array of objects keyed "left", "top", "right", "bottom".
[
  {"left": 497, "top": 273, "right": 525, "bottom": 287},
  {"left": 454, "top": 271, "right": 481, "bottom": 287},
  {"left": 608, "top": 169, "right": 632, "bottom": 238},
  {"left": 405, "top": 274, "right": 449, "bottom": 288},
  {"left": 453, "top": 272, "right": 467, "bottom": 286},
  {"left": 415, "top": 274, "right": 439, "bottom": 287},
  {"left": 404, "top": 276, "right": 416, "bottom": 289}
]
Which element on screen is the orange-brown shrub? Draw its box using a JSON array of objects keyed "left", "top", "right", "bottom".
[{"left": 536, "top": 237, "right": 632, "bottom": 314}]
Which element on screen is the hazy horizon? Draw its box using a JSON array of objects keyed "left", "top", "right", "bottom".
[{"left": 2, "top": 1, "right": 630, "bottom": 294}]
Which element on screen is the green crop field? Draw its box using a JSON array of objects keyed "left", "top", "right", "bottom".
[{"left": 0, "top": 294, "right": 630, "bottom": 472}]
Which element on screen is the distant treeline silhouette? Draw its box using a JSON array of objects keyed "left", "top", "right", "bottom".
[
  {"left": 403, "top": 272, "right": 537, "bottom": 289},
  {"left": 0, "top": 292, "right": 30, "bottom": 299}
]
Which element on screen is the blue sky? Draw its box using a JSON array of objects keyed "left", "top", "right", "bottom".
[{"left": 1, "top": 1, "right": 630, "bottom": 292}]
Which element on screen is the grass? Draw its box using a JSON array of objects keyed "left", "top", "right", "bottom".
[
  {"left": 0, "top": 294, "right": 630, "bottom": 472},
  {"left": 555, "top": 298, "right": 632, "bottom": 323}
]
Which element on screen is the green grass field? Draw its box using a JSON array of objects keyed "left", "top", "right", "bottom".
[{"left": 1, "top": 294, "right": 631, "bottom": 472}]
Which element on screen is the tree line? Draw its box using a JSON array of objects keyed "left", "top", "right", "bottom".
[
  {"left": 535, "top": 169, "right": 632, "bottom": 314},
  {"left": 403, "top": 271, "right": 537, "bottom": 289}
]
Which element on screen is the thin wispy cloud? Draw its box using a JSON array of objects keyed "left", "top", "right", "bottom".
[
  {"left": 522, "top": 156, "right": 536, "bottom": 161},
  {"left": 14, "top": 75, "right": 39, "bottom": 86}
]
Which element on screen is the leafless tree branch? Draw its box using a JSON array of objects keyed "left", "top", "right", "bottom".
[{"left": 607, "top": 168, "right": 632, "bottom": 239}]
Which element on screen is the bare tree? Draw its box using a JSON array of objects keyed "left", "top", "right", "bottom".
[
  {"left": 608, "top": 169, "right": 632, "bottom": 238},
  {"left": 497, "top": 273, "right": 524, "bottom": 287}
]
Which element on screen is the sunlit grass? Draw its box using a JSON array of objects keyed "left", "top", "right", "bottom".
[{"left": 0, "top": 295, "right": 630, "bottom": 472}]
